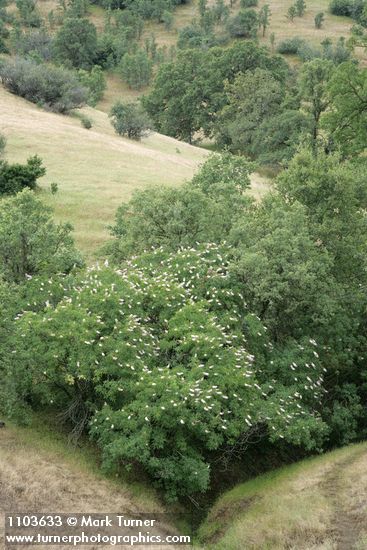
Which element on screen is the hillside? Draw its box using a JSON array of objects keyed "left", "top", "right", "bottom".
[
  {"left": 96, "top": 0, "right": 363, "bottom": 111},
  {"left": 0, "top": 86, "right": 207, "bottom": 257},
  {"left": 0, "top": 86, "right": 270, "bottom": 258},
  {"left": 198, "top": 442, "right": 367, "bottom": 549},
  {"left": 5, "top": 0, "right": 362, "bottom": 113},
  {"left": 0, "top": 420, "right": 182, "bottom": 549}
]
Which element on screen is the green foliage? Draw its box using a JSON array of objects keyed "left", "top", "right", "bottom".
[
  {"left": 53, "top": 18, "right": 98, "bottom": 69},
  {"left": 320, "top": 37, "right": 351, "bottom": 64},
  {"left": 113, "top": 9, "right": 144, "bottom": 40},
  {"left": 258, "top": 4, "right": 271, "bottom": 36},
  {"left": 315, "top": 12, "right": 325, "bottom": 28},
  {"left": 298, "top": 59, "right": 335, "bottom": 152},
  {"left": 227, "top": 9, "right": 258, "bottom": 38},
  {"left": 323, "top": 385, "right": 363, "bottom": 446},
  {"left": 191, "top": 152, "right": 253, "bottom": 195},
  {"left": 240, "top": 0, "right": 258, "bottom": 6},
  {"left": 277, "top": 36, "right": 350, "bottom": 64},
  {"left": 119, "top": 49, "right": 152, "bottom": 89},
  {"left": 177, "top": 24, "right": 217, "bottom": 50},
  {"left": 136, "top": 0, "right": 174, "bottom": 21},
  {"left": 217, "top": 68, "right": 285, "bottom": 154},
  {"left": 109, "top": 101, "right": 151, "bottom": 140},
  {"left": 16, "top": 0, "right": 42, "bottom": 27},
  {"left": 0, "top": 57, "right": 88, "bottom": 113},
  {"left": 77, "top": 66, "right": 106, "bottom": 106},
  {"left": 143, "top": 42, "right": 289, "bottom": 142},
  {"left": 106, "top": 152, "right": 253, "bottom": 261},
  {"left": 323, "top": 61, "right": 367, "bottom": 156},
  {"left": 251, "top": 109, "right": 312, "bottom": 165},
  {"left": 295, "top": 0, "right": 306, "bottom": 17},
  {"left": 277, "top": 36, "right": 305, "bottom": 54},
  {"left": 95, "top": 31, "right": 130, "bottom": 69},
  {"left": 0, "top": 155, "right": 45, "bottom": 195},
  {"left": 0, "top": 134, "right": 6, "bottom": 157},
  {"left": 7, "top": 246, "right": 327, "bottom": 499},
  {"left": 50, "top": 182, "right": 59, "bottom": 194},
  {"left": 0, "top": 190, "right": 83, "bottom": 283},
  {"left": 79, "top": 113, "right": 93, "bottom": 129},
  {"left": 67, "top": 0, "right": 89, "bottom": 17},
  {"left": 229, "top": 195, "right": 336, "bottom": 340},
  {"left": 12, "top": 29, "right": 53, "bottom": 61},
  {"left": 106, "top": 185, "right": 225, "bottom": 259},
  {"left": 162, "top": 9, "right": 174, "bottom": 29},
  {"left": 286, "top": 5, "right": 297, "bottom": 21},
  {"left": 276, "top": 149, "right": 367, "bottom": 284},
  {"left": 329, "top": 0, "right": 355, "bottom": 16}
]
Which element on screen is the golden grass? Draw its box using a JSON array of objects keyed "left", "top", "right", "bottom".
[
  {"left": 0, "top": 86, "right": 270, "bottom": 260},
  {"left": 258, "top": 0, "right": 354, "bottom": 49},
  {"left": 0, "top": 86, "right": 207, "bottom": 259},
  {"left": 0, "top": 419, "right": 180, "bottom": 550},
  {"left": 97, "top": 72, "right": 142, "bottom": 113},
  {"left": 197, "top": 442, "right": 367, "bottom": 549}
]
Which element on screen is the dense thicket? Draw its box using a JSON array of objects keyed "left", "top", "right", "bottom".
[
  {"left": 0, "top": 57, "right": 88, "bottom": 112},
  {"left": 145, "top": 41, "right": 363, "bottom": 164},
  {"left": 2, "top": 0, "right": 367, "bottom": 508},
  {"left": 143, "top": 41, "right": 289, "bottom": 143},
  {"left": 0, "top": 155, "right": 45, "bottom": 195},
  {"left": 1, "top": 145, "right": 367, "bottom": 500}
]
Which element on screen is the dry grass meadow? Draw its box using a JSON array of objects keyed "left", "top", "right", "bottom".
[
  {"left": 0, "top": 421, "right": 181, "bottom": 550},
  {"left": 257, "top": 0, "right": 354, "bottom": 47},
  {"left": 0, "top": 86, "right": 269, "bottom": 259},
  {"left": 198, "top": 442, "right": 367, "bottom": 549},
  {"left": 0, "top": 86, "right": 207, "bottom": 258}
]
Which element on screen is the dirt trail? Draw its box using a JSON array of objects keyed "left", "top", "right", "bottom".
[
  {"left": 0, "top": 427, "right": 180, "bottom": 550},
  {"left": 321, "top": 447, "right": 367, "bottom": 550}
]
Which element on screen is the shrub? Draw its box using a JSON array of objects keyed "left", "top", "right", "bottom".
[
  {"left": 0, "top": 36, "right": 9, "bottom": 54},
  {"left": 0, "top": 133, "right": 6, "bottom": 157},
  {"left": 13, "top": 29, "right": 53, "bottom": 61},
  {"left": 315, "top": 11, "right": 325, "bottom": 28},
  {"left": 297, "top": 41, "right": 322, "bottom": 61},
  {"left": 119, "top": 49, "right": 152, "bottom": 89},
  {"left": 162, "top": 9, "right": 174, "bottom": 29},
  {"left": 322, "top": 37, "right": 351, "bottom": 63},
  {"left": 329, "top": 0, "right": 354, "bottom": 16},
  {"left": 95, "top": 32, "right": 130, "bottom": 69},
  {"left": 0, "top": 58, "right": 88, "bottom": 113},
  {"left": 16, "top": 0, "right": 42, "bottom": 27},
  {"left": 0, "top": 155, "right": 45, "bottom": 195},
  {"left": 227, "top": 8, "right": 258, "bottom": 38},
  {"left": 0, "top": 190, "right": 83, "bottom": 282},
  {"left": 240, "top": 0, "right": 258, "bottom": 6},
  {"left": 8, "top": 246, "right": 327, "bottom": 500},
  {"left": 109, "top": 101, "right": 151, "bottom": 140},
  {"left": 295, "top": 0, "right": 307, "bottom": 17},
  {"left": 53, "top": 17, "right": 98, "bottom": 69},
  {"left": 113, "top": 10, "right": 144, "bottom": 40},
  {"left": 50, "top": 182, "right": 58, "bottom": 194},
  {"left": 286, "top": 5, "right": 297, "bottom": 20},
  {"left": 77, "top": 65, "right": 106, "bottom": 106},
  {"left": 177, "top": 24, "right": 218, "bottom": 49},
  {"left": 79, "top": 113, "right": 93, "bottom": 129},
  {"left": 277, "top": 36, "right": 305, "bottom": 54}
]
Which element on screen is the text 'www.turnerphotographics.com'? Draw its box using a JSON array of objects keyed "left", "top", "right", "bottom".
[{"left": 5, "top": 513, "right": 192, "bottom": 546}]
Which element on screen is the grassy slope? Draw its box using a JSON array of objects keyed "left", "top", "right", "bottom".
[
  {"left": 198, "top": 442, "right": 367, "bottom": 549},
  {"left": 94, "top": 0, "right": 361, "bottom": 111},
  {"left": 258, "top": 0, "right": 355, "bottom": 47},
  {"left": 0, "top": 86, "right": 269, "bottom": 258},
  {"left": 0, "top": 418, "right": 182, "bottom": 549},
  {"left": 0, "top": 86, "right": 207, "bottom": 258}
]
